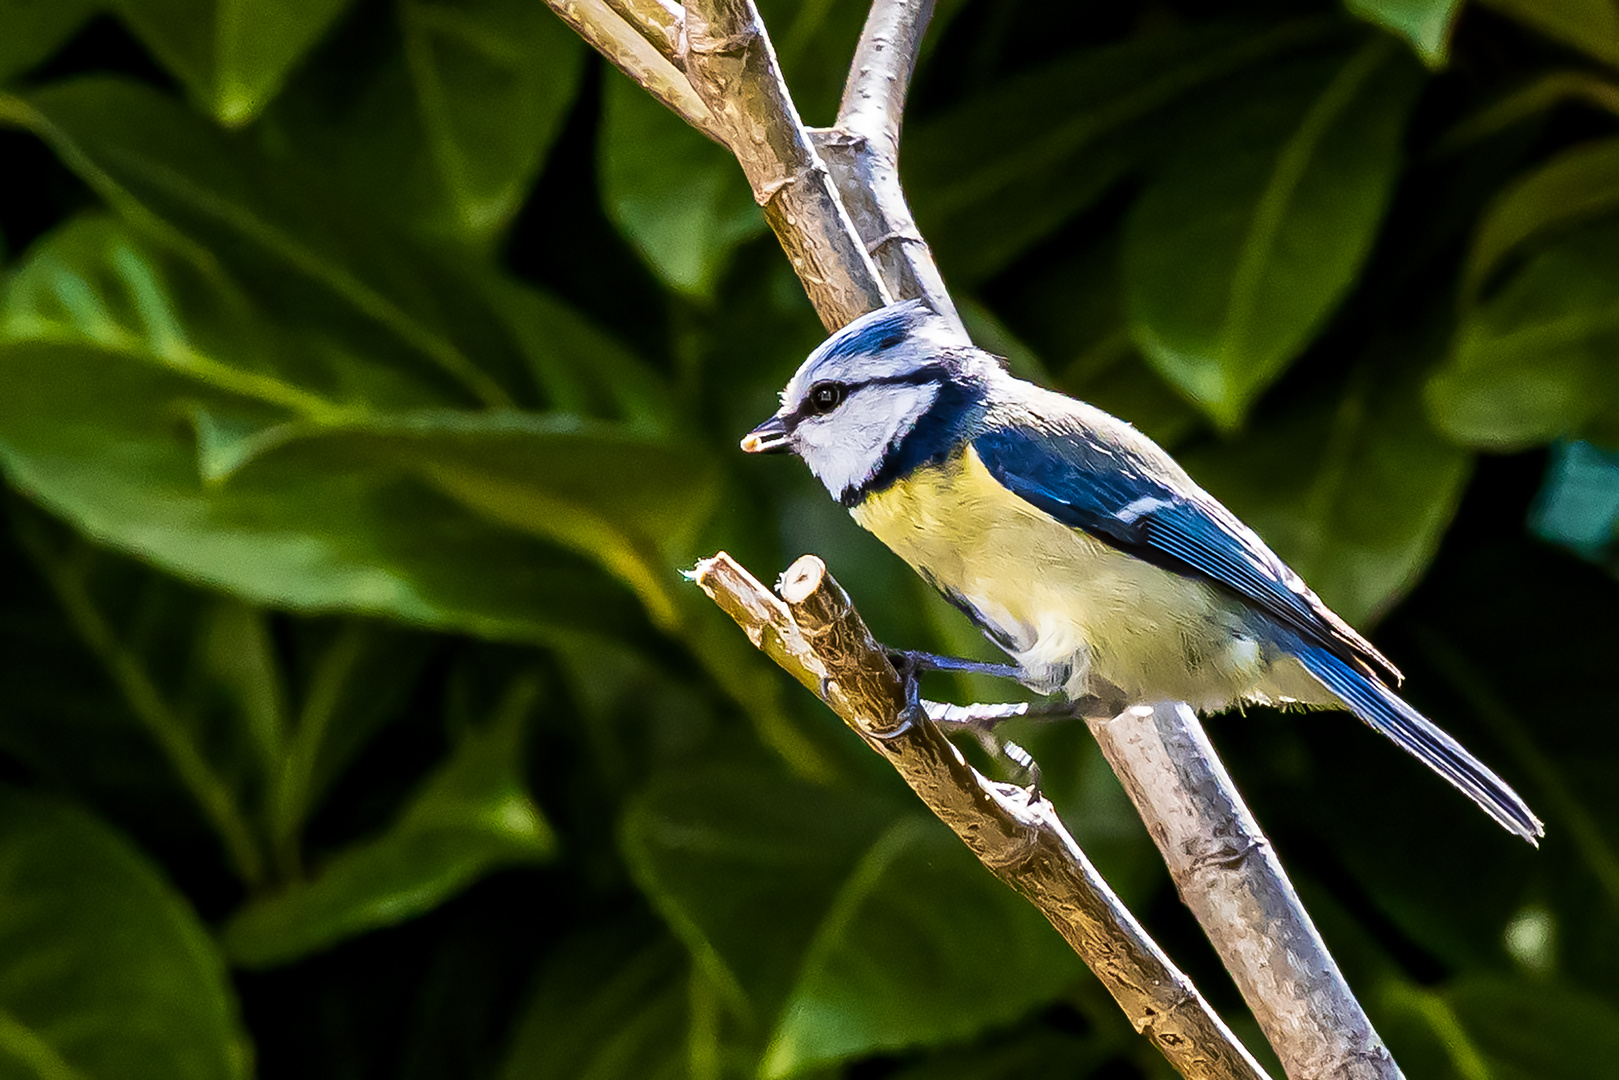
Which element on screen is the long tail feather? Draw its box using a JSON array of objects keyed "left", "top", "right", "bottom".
[{"left": 1293, "top": 644, "right": 1545, "bottom": 844}]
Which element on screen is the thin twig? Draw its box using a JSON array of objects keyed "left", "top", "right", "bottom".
[
  {"left": 1089, "top": 703, "right": 1402, "bottom": 1080},
  {"left": 811, "top": 0, "right": 961, "bottom": 330},
  {"left": 544, "top": 0, "right": 726, "bottom": 144},
  {"left": 694, "top": 552, "right": 1273, "bottom": 1080},
  {"left": 681, "top": 0, "right": 891, "bottom": 330}
]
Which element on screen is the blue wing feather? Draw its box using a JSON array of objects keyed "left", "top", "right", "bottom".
[{"left": 973, "top": 419, "right": 1401, "bottom": 684}]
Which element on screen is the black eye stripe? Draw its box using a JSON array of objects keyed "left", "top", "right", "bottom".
[{"left": 782, "top": 363, "right": 953, "bottom": 430}]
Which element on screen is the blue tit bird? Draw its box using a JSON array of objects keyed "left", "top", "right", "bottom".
[{"left": 742, "top": 299, "right": 1543, "bottom": 844}]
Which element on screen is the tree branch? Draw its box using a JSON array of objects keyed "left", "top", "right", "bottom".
[
  {"left": 680, "top": 0, "right": 891, "bottom": 330},
  {"left": 811, "top": 0, "right": 961, "bottom": 330},
  {"left": 553, "top": 2, "right": 1403, "bottom": 1076},
  {"left": 695, "top": 552, "right": 1272, "bottom": 1080},
  {"left": 601, "top": 0, "right": 682, "bottom": 63},
  {"left": 544, "top": 0, "right": 726, "bottom": 144},
  {"left": 1089, "top": 703, "right": 1402, "bottom": 1079}
]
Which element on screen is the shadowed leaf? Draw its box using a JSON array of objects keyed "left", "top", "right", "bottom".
[
  {"left": 1430, "top": 215, "right": 1619, "bottom": 448},
  {"left": 0, "top": 0, "right": 99, "bottom": 81},
  {"left": 222, "top": 676, "right": 554, "bottom": 967},
  {"left": 1477, "top": 0, "right": 1619, "bottom": 67},
  {"left": 1123, "top": 38, "right": 1421, "bottom": 428},
  {"left": 0, "top": 787, "right": 251, "bottom": 1080},
  {"left": 1464, "top": 136, "right": 1619, "bottom": 302},
  {"left": 598, "top": 74, "right": 765, "bottom": 297},
  {"left": 112, "top": 0, "right": 357, "bottom": 124},
  {"left": 1184, "top": 357, "right": 1473, "bottom": 627}
]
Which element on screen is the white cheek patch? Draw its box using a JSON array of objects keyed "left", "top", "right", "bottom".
[{"left": 799, "top": 383, "right": 939, "bottom": 498}]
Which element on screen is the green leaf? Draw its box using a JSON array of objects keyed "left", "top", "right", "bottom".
[
  {"left": 762, "top": 817, "right": 1082, "bottom": 1077},
  {"left": 1464, "top": 136, "right": 1619, "bottom": 302},
  {"left": 214, "top": 408, "right": 721, "bottom": 630},
  {"left": 398, "top": 0, "right": 583, "bottom": 238},
  {"left": 13, "top": 518, "right": 275, "bottom": 885},
  {"left": 0, "top": 217, "right": 650, "bottom": 645},
  {"left": 6, "top": 76, "right": 525, "bottom": 408},
  {"left": 0, "top": 787, "right": 251, "bottom": 1080},
  {"left": 500, "top": 930, "right": 693, "bottom": 1080},
  {"left": 908, "top": 20, "right": 1336, "bottom": 284},
  {"left": 622, "top": 763, "right": 896, "bottom": 1022},
  {"left": 1429, "top": 215, "right": 1619, "bottom": 448},
  {"left": 1436, "top": 71, "right": 1619, "bottom": 155},
  {"left": 624, "top": 765, "right": 1078, "bottom": 1073},
  {"left": 1345, "top": 0, "right": 1462, "bottom": 66},
  {"left": 485, "top": 275, "right": 674, "bottom": 432},
  {"left": 1446, "top": 975, "right": 1619, "bottom": 1078},
  {"left": 111, "top": 0, "right": 357, "bottom": 123},
  {"left": 598, "top": 72, "right": 766, "bottom": 297},
  {"left": 222, "top": 674, "right": 555, "bottom": 967},
  {"left": 1123, "top": 38, "right": 1422, "bottom": 429},
  {"left": 1477, "top": 0, "right": 1619, "bottom": 67},
  {"left": 886, "top": 1031, "right": 1113, "bottom": 1080},
  {"left": 0, "top": 0, "right": 99, "bottom": 82},
  {"left": 1183, "top": 357, "right": 1473, "bottom": 627}
]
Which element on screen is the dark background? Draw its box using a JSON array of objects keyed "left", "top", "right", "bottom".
[{"left": 1, "top": 0, "right": 1617, "bottom": 1076}]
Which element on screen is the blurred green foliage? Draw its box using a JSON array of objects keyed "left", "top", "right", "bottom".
[{"left": 0, "top": 0, "right": 1617, "bottom": 1076}]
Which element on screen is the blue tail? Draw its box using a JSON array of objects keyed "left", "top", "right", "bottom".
[{"left": 1293, "top": 644, "right": 1544, "bottom": 844}]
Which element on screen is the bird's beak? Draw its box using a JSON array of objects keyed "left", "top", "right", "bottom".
[{"left": 741, "top": 414, "right": 792, "bottom": 454}]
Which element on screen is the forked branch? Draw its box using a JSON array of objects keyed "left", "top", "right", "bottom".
[
  {"left": 696, "top": 553, "right": 1271, "bottom": 1080},
  {"left": 551, "top": 1, "right": 1401, "bottom": 1077}
]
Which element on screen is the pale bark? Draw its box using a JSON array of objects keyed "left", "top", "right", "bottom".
[
  {"left": 812, "top": 0, "right": 962, "bottom": 330},
  {"left": 681, "top": 0, "right": 891, "bottom": 330},
  {"left": 1091, "top": 703, "right": 1401, "bottom": 1079},
  {"left": 697, "top": 553, "right": 1272, "bottom": 1080},
  {"left": 550, "top": 2, "right": 1403, "bottom": 1077},
  {"left": 543, "top": 0, "right": 725, "bottom": 143}
]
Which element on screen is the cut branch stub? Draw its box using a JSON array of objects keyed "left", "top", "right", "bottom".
[{"left": 693, "top": 551, "right": 1274, "bottom": 1080}]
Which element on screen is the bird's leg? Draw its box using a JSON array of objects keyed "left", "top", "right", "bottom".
[{"left": 887, "top": 649, "right": 1025, "bottom": 682}]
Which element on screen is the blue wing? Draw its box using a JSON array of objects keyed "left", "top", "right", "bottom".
[{"left": 973, "top": 420, "right": 1401, "bottom": 684}]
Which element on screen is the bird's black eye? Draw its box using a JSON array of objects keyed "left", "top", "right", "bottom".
[{"left": 808, "top": 381, "right": 846, "bottom": 415}]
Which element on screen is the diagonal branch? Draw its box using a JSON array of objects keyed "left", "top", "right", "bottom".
[
  {"left": 602, "top": 0, "right": 682, "bottom": 63},
  {"left": 552, "top": 2, "right": 1403, "bottom": 1076},
  {"left": 695, "top": 552, "right": 1273, "bottom": 1080},
  {"left": 680, "top": 0, "right": 891, "bottom": 330},
  {"left": 1089, "top": 704, "right": 1403, "bottom": 1079},
  {"left": 544, "top": 0, "right": 726, "bottom": 144},
  {"left": 811, "top": 0, "right": 961, "bottom": 330}
]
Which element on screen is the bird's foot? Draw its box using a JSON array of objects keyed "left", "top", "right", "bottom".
[
  {"left": 920, "top": 698, "right": 1076, "bottom": 730},
  {"left": 919, "top": 699, "right": 1073, "bottom": 800}
]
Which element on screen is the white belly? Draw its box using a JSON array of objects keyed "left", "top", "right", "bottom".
[{"left": 851, "top": 446, "right": 1328, "bottom": 711}]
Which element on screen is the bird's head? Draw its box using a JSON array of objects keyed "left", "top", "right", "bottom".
[{"left": 742, "top": 300, "right": 991, "bottom": 502}]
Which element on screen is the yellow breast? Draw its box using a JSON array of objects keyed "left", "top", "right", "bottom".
[{"left": 850, "top": 445, "right": 1288, "bottom": 707}]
